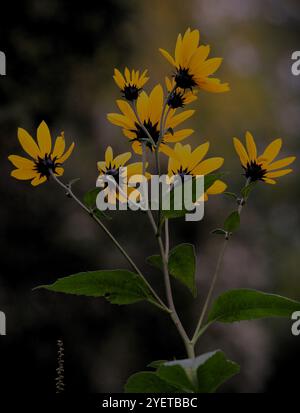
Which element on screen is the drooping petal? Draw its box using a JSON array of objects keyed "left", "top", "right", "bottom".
[
  {"left": 159, "top": 48, "right": 176, "bottom": 67},
  {"left": 37, "top": 121, "right": 52, "bottom": 156},
  {"left": 107, "top": 113, "right": 135, "bottom": 129},
  {"left": 164, "top": 129, "right": 194, "bottom": 143},
  {"left": 17, "top": 127, "right": 40, "bottom": 159},
  {"left": 167, "top": 110, "right": 195, "bottom": 129},
  {"left": 31, "top": 175, "right": 47, "bottom": 186}
]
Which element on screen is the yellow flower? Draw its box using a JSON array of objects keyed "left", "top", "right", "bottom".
[
  {"left": 113, "top": 67, "right": 149, "bottom": 101},
  {"left": 166, "top": 142, "right": 227, "bottom": 200},
  {"left": 97, "top": 146, "right": 148, "bottom": 203},
  {"left": 159, "top": 28, "right": 229, "bottom": 93},
  {"left": 165, "top": 77, "right": 197, "bottom": 109},
  {"left": 233, "top": 132, "right": 296, "bottom": 184},
  {"left": 107, "top": 84, "right": 195, "bottom": 154},
  {"left": 8, "top": 121, "right": 75, "bottom": 187}
]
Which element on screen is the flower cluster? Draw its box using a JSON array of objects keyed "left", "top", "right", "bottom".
[{"left": 9, "top": 28, "right": 295, "bottom": 193}]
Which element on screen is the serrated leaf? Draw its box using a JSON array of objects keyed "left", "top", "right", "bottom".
[
  {"left": 157, "top": 364, "right": 196, "bottom": 392},
  {"left": 224, "top": 211, "right": 240, "bottom": 232},
  {"left": 196, "top": 351, "right": 240, "bottom": 393},
  {"left": 124, "top": 372, "right": 178, "bottom": 393},
  {"left": 146, "top": 244, "right": 197, "bottom": 297},
  {"left": 168, "top": 244, "right": 197, "bottom": 297},
  {"left": 35, "top": 270, "right": 160, "bottom": 307},
  {"left": 207, "top": 289, "right": 300, "bottom": 324}
]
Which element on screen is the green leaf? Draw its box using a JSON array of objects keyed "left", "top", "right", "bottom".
[
  {"left": 168, "top": 244, "right": 197, "bottom": 297},
  {"left": 124, "top": 372, "right": 178, "bottom": 393},
  {"left": 160, "top": 350, "right": 239, "bottom": 393},
  {"left": 162, "top": 174, "right": 222, "bottom": 220},
  {"left": 147, "top": 360, "right": 168, "bottom": 369},
  {"left": 146, "top": 244, "right": 197, "bottom": 297},
  {"left": 157, "top": 364, "right": 196, "bottom": 392},
  {"left": 224, "top": 192, "right": 238, "bottom": 200},
  {"left": 211, "top": 228, "right": 227, "bottom": 236},
  {"left": 207, "top": 289, "right": 300, "bottom": 324},
  {"left": 224, "top": 211, "right": 240, "bottom": 232},
  {"left": 35, "top": 270, "right": 159, "bottom": 307},
  {"left": 84, "top": 187, "right": 101, "bottom": 209},
  {"left": 196, "top": 351, "right": 240, "bottom": 393},
  {"left": 146, "top": 255, "right": 163, "bottom": 271}
]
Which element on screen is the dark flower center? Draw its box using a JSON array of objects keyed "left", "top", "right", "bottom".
[
  {"left": 34, "top": 154, "right": 61, "bottom": 178},
  {"left": 243, "top": 161, "right": 267, "bottom": 182},
  {"left": 101, "top": 163, "right": 122, "bottom": 185},
  {"left": 172, "top": 166, "right": 192, "bottom": 182},
  {"left": 174, "top": 67, "right": 196, "bottom": 90},
  {"left": 167, "top": 90, "right": 186, "bottom": 109},
  {"left": 122, "top": 84, "right": 141, "bottom": 101},
  {"left": 132, "top": 120, "right": 161, "bottom": 151}
]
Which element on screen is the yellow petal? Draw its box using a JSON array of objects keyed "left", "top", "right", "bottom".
[
  {"left": 113, "top": 68, "right": 125, "bottom": 89},
  {"left": 196, "top": 77, "right": 229, "bottom": 93},
  {"left": 52, "top": 135, "right": 66, "bottom": 159},
  {"left": 233, "top": 137, "right": 249, "bottom": 167},
  {"left": 131, "top": 141, "right": 143, "bottom": 155},
  {"left": 206, "top": 179, "right": 227, "bottom": 194},
  {"left": 8, "top": 155, "right": 35, "bottom": 169},
  {"left": 260, "top": 138, "right": 282, "bottom": 164},
  {"left": 18, "top": 127, "right": 40, "bottom": 159},
  {"left": 11, "top": 168, "right": 37, "bottom": 180},
  {"left": 58, "top": 142, "right": 75, "bottom": 164},
  {"left": 167, "top": 110, "right": 195, "bottom": 129},
  {"left": 159, "top": 48, "right": 176, "bottom": 67},
  {"left": 149, "top": 84, "right": 164, "bottom": 125},
  {"left": 107, "top": 113, "right": 135, "bottom": 129},
  {"left": 193, "top": 157, "right": 224, "bottom": 175},
  {"left": 189, "top": 142, "right": 210, "bottom": 170},
  {"left": 264, "top": 178, "right": 277, "bottom": 185},
  {"left": 114, "top": 152, "right": 132, "bottom": 168},
  {"left": 196, "top": 58, "right": 223, "bottom": 77},
  {"left": 55, "top": 167, "right": 64, "bottom": 177},
  {"left": 165, "top": 129, "right": 194, "bottom": 143},
  {"left": 37, "top": 121, "right": 52, "bottom": 156},
  {"left": 105, "top": 146, "right": 113, "bottom": 165},
  {"left": 266, "top": 156, "right": 296, "bottom": 171},
  {"left": 265, "top": 169, "right": 293, "bottom": 178},
  {"left": 137, "top": 91, "right": 149, "bottom": 123},
  {"left": 31, "top": 175, "right": 47, "bottom": 186},
  {"left": 245, "top": 131, "right": 257, "bottom": 162},
  {"left": 175, "top": 33, "right": 183, "bottom": 65},
  {"left": 116, "top": 100, "right": 137, "bottom": 123}
]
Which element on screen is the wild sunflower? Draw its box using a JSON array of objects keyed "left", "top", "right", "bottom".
[
  {"left": 113, "top": 68, "right": 149, "bottom": 101},
  {"left": 97, "top": 146, "right": 149, "bottom": 204},
  {"left": 166, "top": 142, "right": 227, "bottom": 200},
  {"left": 8, "top": 121, "right": 75, "bottom": 186},
  {"left": 233, "top": 132, "right": 296, "bottom": 184},
  {"left": 107, "top": 84, "right": 195, "bottom": 154},
  {"left": 159, "top": 28, "right": 229, "bottom": 93},
  {"left": 165, "top": 77, "right": 197, "bottom": 109}
]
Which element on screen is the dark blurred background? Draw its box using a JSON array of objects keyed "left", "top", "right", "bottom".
[{"left": 1, "top": 0, "right": 300, "bottom": 393}]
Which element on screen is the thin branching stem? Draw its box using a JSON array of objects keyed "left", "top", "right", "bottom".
[{"left": 50, "top": 170, "right": 169, "bottom": 313}]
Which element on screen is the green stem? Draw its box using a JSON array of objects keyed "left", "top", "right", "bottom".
[{"left": 50, "top": 171, "right": 169, "bottom": 313}]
